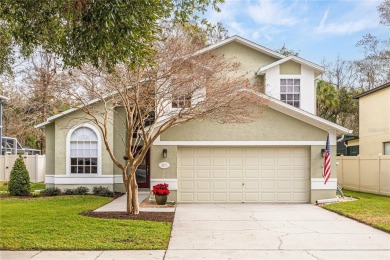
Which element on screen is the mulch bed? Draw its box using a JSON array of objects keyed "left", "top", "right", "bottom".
[
  {"left": 81, "top": 211, "right": 175, "bottom": 222},
  {"left": 140, "top": 195, "right": 176, "bottom": 208}
]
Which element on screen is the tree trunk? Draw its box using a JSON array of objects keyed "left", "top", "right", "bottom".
[
  {"left": 124, "top": 179, "right": 133, "bottom": 214},
  {"left": 131, "top": 173, "right": 140, "bottom": 214}
]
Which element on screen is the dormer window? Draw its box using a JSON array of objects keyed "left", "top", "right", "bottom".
[{"left": 280, "top": 79, "right": 300, "bottom": 108}]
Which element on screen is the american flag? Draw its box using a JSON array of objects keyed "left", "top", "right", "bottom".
[{"left": 323, "top": 133, "right": 331, "bottom": 185}]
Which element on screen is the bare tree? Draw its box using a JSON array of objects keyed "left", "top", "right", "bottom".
[
  {"left": 379, "top": 0, "right": 390, "bottom": 26},
  {"left": 321, "top": 56, "right": 358, "bottom": 89},
  {"left": 66, "top": 30, "right": 267, "bottom": 214},
  {"left": 3, "top": 51, "right": 70, "bottom": 152}
]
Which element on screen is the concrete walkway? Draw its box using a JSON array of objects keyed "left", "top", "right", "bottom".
[
  {"left": 0, "top": 250, "right": 165, "bottom": 260},
  {"left": 94, "top": 191, "right": 175, "bottom": 212},
  {"left": 165, "top": 204, "right": 390, "bottom": 259}
]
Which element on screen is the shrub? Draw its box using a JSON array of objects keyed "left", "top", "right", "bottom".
[
  {"left": 8, "top": 156, "right": 31, "bottom": 196},
  {"left": 63, "top": 189, "right": 75, "bottom": 195},
  {"left": 31, "top": 192, "right": 40, "bottom": 197},
  {"left": 73, "top": 186, "right": 89, "bottom": 195},
  {"left": 44, "top": 187, "right": 61, "bottom": 196},
  {"left": 92, "top": 186, "right": 114, "bottom": 197}
]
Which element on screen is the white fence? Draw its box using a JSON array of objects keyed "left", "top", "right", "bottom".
[
  {"left": 337, "top": 155, "right": 390, "bottom": 196},
  {"left": 0, "top": 155, "right": 46, "bottom": 183}
]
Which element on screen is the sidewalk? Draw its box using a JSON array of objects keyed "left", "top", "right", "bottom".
[
  {"left": 0, "top": 250, "right": 165, "bottom": 260},
  {"left": 94, "top": 192, "right": 175, "bottom": 213}
]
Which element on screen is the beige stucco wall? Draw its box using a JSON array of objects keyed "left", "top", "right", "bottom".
[
  {"left": 51, "top": 102, "right": 115, "bottom": 175},
  {"left": 213, "top": 41, "right": 278, "bottom": 86},
  {"left": 45, "top": 123, "right": 55, "bottom": 174},
  {"left": 113, "top": 107, "right": 127, "bottom": 175},
  {"left": 359, "top": 88, "right": 390, "bottom": 155},
  {"left": 280, "top": 60, "right": 301, "bottom": 75},
  {"left": 161, "top": 107, "right": 327, "bottom": 142}
]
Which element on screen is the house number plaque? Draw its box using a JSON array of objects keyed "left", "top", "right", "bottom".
[{"left": 159, "top": 162, "right": 170, "bottom": 169}]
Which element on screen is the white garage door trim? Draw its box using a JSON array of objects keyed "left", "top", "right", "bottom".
[{"left": 178, "top": 146, "right": 310, "bottom": 203}]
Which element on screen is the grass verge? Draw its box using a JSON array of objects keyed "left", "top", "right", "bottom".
[
  {"left": 0, "top": 196, "right": 172, "bottom": 250},
  {"left": 0, "top": 182, "right": 45, "bottom": 192},
  {"left": 323, "top": 189, "right": 390, "bottom": 233}
]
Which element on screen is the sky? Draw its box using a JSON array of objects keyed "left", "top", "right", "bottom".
[{"left": 204, "top": 0, "right": 389, "bottom": 64}]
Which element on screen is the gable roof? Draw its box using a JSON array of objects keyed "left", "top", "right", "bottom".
[
  {"left": 256, "top": 92, "right": 351, "bottom": 134},
  {"left": 256, "top": 56, "right": 324, "bottom": 75},
  {"left": 194, "top": 35, "right": 286, "bottom": 59},
  {"left": 35, "top": 96, "right": 105, "bottom": 128},
  {"left": 354, "top": 82, "right": 390, "bottom": 99}
]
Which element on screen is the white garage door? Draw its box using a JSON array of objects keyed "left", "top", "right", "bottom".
[{"left": 177, "top": 147, "right": 310, "bottom": 203}]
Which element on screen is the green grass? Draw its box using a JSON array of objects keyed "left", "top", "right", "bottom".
[
  {"left": 0, "top": 182, "right": 46, "bottom": 192},
  {"left": 323, "top": 190, "right": 390, "bottom": 233},
  {"left": 0, "top": 196, "right": 172, "bottom": 250}
]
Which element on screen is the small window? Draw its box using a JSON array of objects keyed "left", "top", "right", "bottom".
[
  {"left": 172, "top": 94, "right": 191, "bottom": 108},
  {"left": 69, "top": 127, "right": 98, "bottom": 174},
  {"left": 280, "top": 78, "right": 300, "bottom": 108},
  {"left": 384, "top": 142, "right": 390, "bottom": 155}
]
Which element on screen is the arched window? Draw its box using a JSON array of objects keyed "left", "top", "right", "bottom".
[{"left": 69, "top": 126, "right": 99, "bottom": 174}]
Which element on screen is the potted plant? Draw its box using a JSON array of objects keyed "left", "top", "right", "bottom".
[{"left": 152, "top": 183, "right": 170, "bottom": 205}]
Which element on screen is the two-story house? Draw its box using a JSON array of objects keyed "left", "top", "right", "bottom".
[
  {"left": 36, "top": 36, "right": 351, "bottom": 203},
  {"left": 354, "top": 82, "right": 390, "bottom": 156}
]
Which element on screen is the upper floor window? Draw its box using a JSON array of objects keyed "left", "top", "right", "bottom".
[
  {"left": 280, "top": 79, "right": 300, "bottom": 108},
  {"left": 69, "top": 126, "right": 99, "bottom": 174},
  {"left": 172, "top": 94, "right": 191, "bottom": 108}
]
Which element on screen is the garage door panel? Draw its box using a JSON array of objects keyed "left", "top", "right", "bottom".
[
  {"left": 262, "top": 169, "right": 276, "bottom": 178},
  {"left": 277, "top": 157, "right": 292, "bottom": 166},
  {"left": 213, "top": 181, "right": 227, "bottom": 190},
  {"left": 180, "top": 169, "right": 195, "bottom": 179},
  {"left": 197, "top": 193, "right": 211, "bottom": 202},
  {"left": 213, "top": 169, "right": 228, "bottom": 178},
  {"left": 245, "top": 169, "right": 260, "bottom": 178},
  {"left": 213, "top": 158, "right": 227, "bottom": 166},
  {"left": 261, "top": 180, "right": 276, "bottom": 189},
  {"left": 197, "top": 169, "right": 211, "bottom": 178},
  {"left": 179, "top": 180, "right": 195, "bottom": 190},
  {"left": 262, "top": 158, "right": 276, "bottom": 166},
  {"left": 213, "top": 193, "right": 227, "bottom": 201},
  {"left": 277, "top": 169, "right": 291, "bottom": 178},
  {"left": 197, "top": 157, "right": 211, "bottom": 166},
  {"left": 244, "top": 193, "right": 259, "bottom": 201},
  {"left": 229, "top": 170, "right": 242, "bottom": 178},
  {"left": 229, "top": 193, "right": 242, "bottom": 201},
  {"left": 229, "top": 157, "right": 243, "bottom": 166},
  {"left": 178, "top": 146, "right": 310, "bottom": 203},
  {"left": 261, "top": 193, "right": 276, "bottom": 202},
  {"left": 196, "top": 181, "right": 210, "bottom": 190}
]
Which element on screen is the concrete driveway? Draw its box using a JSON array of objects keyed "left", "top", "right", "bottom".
[{"left": 165, "top": 204, "right": 390, "bottom": 260}]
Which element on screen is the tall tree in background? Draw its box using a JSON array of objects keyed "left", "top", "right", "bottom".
[
  {"left": 321, "top": 56, "right": 357, "bottom": 89},
  {"left": 275, "top": 44, "right": 299, "bottom": 56},
  {"left": 3, "top": 52, "right": 70, "bottom": 152},
  {"left": 379, "top": 0, "right": 390, "bottom": 26}
]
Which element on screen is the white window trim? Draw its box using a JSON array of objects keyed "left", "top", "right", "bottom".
[
  {"left": 280, "top": 77, "right": 301, "bottom": 108},
  {"left": 66, "top": 123, "right": 102, "bottom": 176}
]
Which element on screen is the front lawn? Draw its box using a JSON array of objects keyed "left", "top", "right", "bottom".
[
  {"left": 323, "top": 190, "right": 390, "bottom": 233},
  {"left": 0, "top": 182, "right": 45, "bottom": 192},
  {"left": 0, "top": 196, "right": 172, "bottom": 250}
]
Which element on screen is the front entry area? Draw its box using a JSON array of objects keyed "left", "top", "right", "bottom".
[{"left": 177, "top": 146, "right": 310, "bottom": 203}]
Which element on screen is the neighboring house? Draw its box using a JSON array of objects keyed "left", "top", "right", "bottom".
[
  {"left": 36, "top": 36, "right": 351, "bottom": 203},
  {"left": 354, "top": 82, "right": 390, "bottom": 156},
  {"left": 337, "top": 135, "right": 359, "bottom": 156},
  {"left": 0, "top": 95, "right": 9, "bottom": 155}
]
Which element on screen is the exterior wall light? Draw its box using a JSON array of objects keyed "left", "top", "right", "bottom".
[
  {"left": 321, "top": 149, "right": 326, "bottom": 158},
  {"left": 163, "top": 149, "right": 168, "bottom": 158}
]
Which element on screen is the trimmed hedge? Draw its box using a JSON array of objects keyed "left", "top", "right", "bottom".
[
  {"left": 93, "top": 186, "right": 114, "bottom": 197},
  {"left": 8, "top": 156, "right": 30, "bottom": 196}
]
